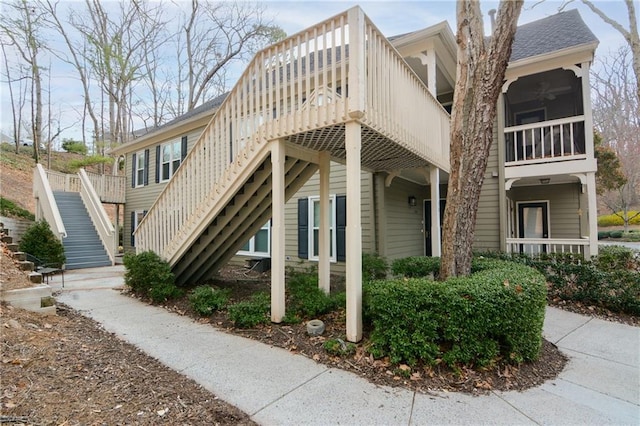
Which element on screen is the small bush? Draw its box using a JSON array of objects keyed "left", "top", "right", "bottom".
[
  {"left": 19, "top": 220, "right": 65, "bottom": 267},
  {"left": 189, "top": 286, "right": 231, "bottom": 316},
  {"left": 287, "top": 269, "right": 343, "bottom": 319},
  {"left": 609, "top": 230, "right": 623, "bottom": 239},
  {"left": 362, "top": 253, "right": 388, "bottom": 282},
  {"left": 0, "top": 197, "right": 35, "bottom": 220},
  {"left": 324, "top": 338, "right": 356, "bottom": 356},
  {"left": 597, "top": 230, "right": 610, "bottom": 240},
  {"left": 595, "top": 245, "right": 639, "bottom": 272},
  {"left": 61, "top": 140, "right": 88, "bottom": 155},
  {"left": 228, "top": 292, "right": 270, "bottom": 328},
  {"left": 391, "top": 256, "right": 440, "bottom": 278},
  {"left": 123, "top": 251, "right": 182, "bottom": 303},
  {"left": 67, "top": 155, "right": 112, "bottom": 171},
  {"left": 364, "top": 260, "right": 546, "bottom": 367}
]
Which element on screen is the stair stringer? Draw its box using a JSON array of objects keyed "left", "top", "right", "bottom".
[
  {"left": 164, "top": 140, "right": 275, "bottom": 267},
  {"left": 178, "top": 158, "right": 319, "bottom": 285}
]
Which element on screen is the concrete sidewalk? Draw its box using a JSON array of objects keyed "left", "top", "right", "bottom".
[{"left": 54, "top": 266, "right": 639, "bottom": 425}]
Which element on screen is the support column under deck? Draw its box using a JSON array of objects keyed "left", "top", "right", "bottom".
[
  {"left": 430, "top": 166, "right": 441, "bottom": 257},
  {"left": 271, "top": 140, "right": 286, "bottom": 322},
  {"left": 319, "top": 152, "right": 331, "bottom": 294},
  {"left": 345, "top": 121, "right": 362, "bottom": 342},
  {"left": 586, "top": 171, "right": 598, "bottom": 258}
]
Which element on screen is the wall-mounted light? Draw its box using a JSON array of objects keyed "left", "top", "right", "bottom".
[
  {"left": 539, "top": 178, "right": 550, "bottom": 185},
  {"left": 408, "top": 196, "right": 417, "bottom": 207}
]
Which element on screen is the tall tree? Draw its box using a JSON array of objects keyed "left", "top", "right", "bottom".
[
  {"left": 176, "top": 0, "right": 284, "bottom": 114},
  {"left": 440, "top": 0, "right": 523, "bottom": 280},
  {"left": 1, "top": 42, "right": 28, "bottom": 153},
  {"left": 592, "top": 47, "right": 640, "bottom": 231},
  {"left": 0, "top": 0, "right": 46, "bottom": 162},
  {"left": 579, "top": 0, "right": 640, "bottom": 102}
]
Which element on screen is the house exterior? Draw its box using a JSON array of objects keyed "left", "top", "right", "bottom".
[{"left": 108, "top": 7, "right": 598, "bottom": 341}]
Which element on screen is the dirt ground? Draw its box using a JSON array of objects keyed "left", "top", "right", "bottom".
[{"left": 1, "top": 257, "right": 637, "bottom": 424}]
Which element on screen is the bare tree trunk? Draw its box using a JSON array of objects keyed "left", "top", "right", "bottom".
[
  {"left": 440, "top": 0, "right": 523, "bottom": 280},
  {"left": 1, "top": 43, "right": 21, "bottom": 154}
]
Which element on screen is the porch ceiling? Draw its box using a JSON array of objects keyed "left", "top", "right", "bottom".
[{"left": 285, "top": 123, "right": 439, "bottom": 174}]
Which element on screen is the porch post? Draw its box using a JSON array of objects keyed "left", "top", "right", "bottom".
[
  {"left": 586, "top": 171, "right": 599, "bottom": 257},
  {"left": 429, "top": 165, "right": 441, "bottom": 256},
  {"left": 319, "top": 151, "right": 331, "bottom": 294},
  {"left": 345, "top": 121, "right": 362, "bottom": 342},
  {"left": 581, "top": 61, "right": 595, "bottom": 159},
  {"left": 271, "top": 139, "right": 286, "bottom": 322}
]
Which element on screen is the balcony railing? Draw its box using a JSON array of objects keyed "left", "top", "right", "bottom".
[
  {"left": 505, "top": 237, "right": 590, "bottom": 258},
  {"left": 504, "top": 116, "right": 586, "bottom": 166}
]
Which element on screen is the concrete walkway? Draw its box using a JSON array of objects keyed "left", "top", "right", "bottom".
[{"left": 53, "top": 266, "right": 639, "bottom": 425}]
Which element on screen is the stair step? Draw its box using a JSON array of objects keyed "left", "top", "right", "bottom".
[{"left": 65, "top": 260, "right": 112, "bottom": 270}]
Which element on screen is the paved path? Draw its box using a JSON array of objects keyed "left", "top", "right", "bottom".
[{"left": 53, "top": 266, "right": 639, "bottom": 425}]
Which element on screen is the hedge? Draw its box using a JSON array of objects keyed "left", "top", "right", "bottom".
[
  {"left": 364, "top": 260, "right": 547, "bottom": 367},
  {"left": 598, "top": 212, "right": 640, "bottom": 227}
]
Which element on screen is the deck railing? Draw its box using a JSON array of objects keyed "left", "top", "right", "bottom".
[
  {"left": 45, "top": 169, "right": 125, "bottom": 203},
  {"left": 362, "top": 16, "right": 450, "bottom": 170},
  {"left": 136, "top": 6, "right": 450, "bottom": 261},
  {"left": 33, "top": 164, "right": 66, "bottom": 240},
  {"left": 504, "top": 116, "right": 586, "bottom": 166},
  {"left": 505, "top": 237, "right": 590, "bottom": 258}
]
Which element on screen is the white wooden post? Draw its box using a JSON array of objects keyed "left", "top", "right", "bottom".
[
  {"left": 586, "top": 171, "right": 598, "bottom": 258},
  {"left": 319, "top": 151, "right": 331, "bottom": 294},
  {"left": 581, "top": 61, "right": 594, "bottom": 159},
  {"left": 345, "top": 121, "right": 362, "bottom": 342},
  {"left": 430, "top": 165, "right": 441, "bottom": 256},
  {"left": 347, "top": 7, "right": 365, "bottom": 118},
  {"left": 271, "top": 139, "right": 286, "bottom": 322}
]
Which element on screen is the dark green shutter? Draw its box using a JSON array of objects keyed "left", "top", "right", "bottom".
[
  {"left": 143, "top": 149, "right": 149, "bottom": 186},
  {"left": 155, "top": 145, "right": 161, "bottom": 183},
  {"left": 131, "top": 153, "right": 136, "bottom": 188},
  {"left": 130, "top": 211, "right": 135, "bottom": 247},
  {"left": 298, "top": 198, "right": 308, "bottom": 259},
  {"left": 336, "top": 195, "right": 346, "bottom": 262},
  {"left": 181, "top": 136, "right": 188, "bottom": 161}
]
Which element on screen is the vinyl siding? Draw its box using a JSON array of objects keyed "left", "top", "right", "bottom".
[
  {"left": 282, "top": 162, "right": 374, "bottom": 275},
  {"left": 123, "top": 127, "right": 204, "bottom": 252},
  {"left": 473, "top": 123, "right": 501, "bottom": 252},
  {"left": 381, "top": 178, "right": 429, "bottom": 260}
]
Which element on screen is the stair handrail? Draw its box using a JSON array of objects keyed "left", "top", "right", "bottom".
[
  {"left": 33, "top": 163, "right": 67, "bottom": 240},
  {"left": 78, "top": 168, "right": 115, "bottom": 264}
]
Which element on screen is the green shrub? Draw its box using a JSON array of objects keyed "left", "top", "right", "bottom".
[
  {"left": 609, "top": 230, "right": 623, "bottom": 239},
  {"left": 0, "top": 197, "right": 35, "bottom": 220},
  {"left": 286, "top": 269, "right": 343, "bottom": 319},
  {"left": 391, "top": 256, "right": 441, "bottom": 278},
  {"left": 123, "top": 251, "right": 182, "bottom": 303},
  {"left": 364, "top": 260, "right": 546, "bottom": 367},
  {"left": 597, "top": 230, "right": 610, "bottom": 240},
  {"left": 595, "top": 245, "right": 639, "bottom": 272},
  {"left": 228, "top": 292, "right": 270, "bottom": 328},
  {"left": 61, "top": 140, "right": 88, "bottom": 155},
  {"left": 19, "top": 220, "right": 65, "bottom": 267},
  {"left": 189, "top": 286, "right": 231, "bottom": 316},
  {"left": 362, "top": 253, "right": 389, "bottom": 282},
  {"left": 598, "top": 212, "right": 640, "bottom": 227},
  {"left": 67, "top": 155, "right": 112, "bottom": 171},
  {"left": 324, "top": 338, "right": 356, "bottom": 356}
]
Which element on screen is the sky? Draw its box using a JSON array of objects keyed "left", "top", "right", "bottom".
[{"left": 0, "top": 0, "right": 633, "bottom": 145}]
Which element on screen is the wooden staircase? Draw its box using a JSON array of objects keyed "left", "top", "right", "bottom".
[{"left": 135, "top": 7, "right": 451, "bottom": 285}]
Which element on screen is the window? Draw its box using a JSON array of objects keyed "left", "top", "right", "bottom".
[
  {"left": 156, "top": 136, "right": 187, "bottom": 182},
  {"left": 130, "top": 210, "right": 147, "bottom": 247},
  {"left": 132, "top": 149, "right": 149, "bottom": 188},
  {"left": 298, "top": 195, "right": 346, "bottom": 262},
  {"left": 238, "top": 221, "right": 271, "bottom": 257}
]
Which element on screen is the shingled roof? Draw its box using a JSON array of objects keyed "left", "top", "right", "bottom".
[{"left": 510, "top": 9, "right": 598, "bottom": 62}]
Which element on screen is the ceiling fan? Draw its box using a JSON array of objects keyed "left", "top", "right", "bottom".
[{"left": 532, "top": 81, "right": 572, "bottom": 101}]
